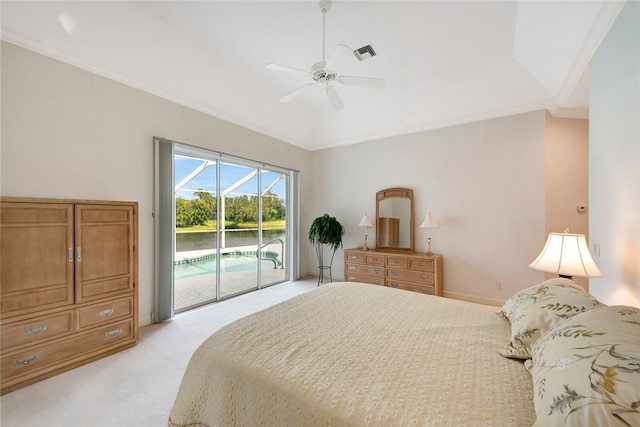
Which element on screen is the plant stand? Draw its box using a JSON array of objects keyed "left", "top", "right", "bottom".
[{"left": 315, "top": 242, "right": 337, "bottom": 286}]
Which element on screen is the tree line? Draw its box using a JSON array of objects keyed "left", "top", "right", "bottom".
[{"left": 176, "top": 190, "right": 285, "bottom": 228}]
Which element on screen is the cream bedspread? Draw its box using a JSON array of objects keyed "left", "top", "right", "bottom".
[{"left": 169, "top": 282, "right": 535, "bottom": 426}]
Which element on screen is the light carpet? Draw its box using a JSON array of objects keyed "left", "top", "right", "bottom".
[{"left": 0, "top": 278, "right": 318, "bottom": 427}]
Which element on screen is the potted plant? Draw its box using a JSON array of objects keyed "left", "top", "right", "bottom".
[
  {"left": 309, "top": 214, "right": 345, "bottom": 285},
  {"left": 309, "top": 214, "right": 345, "bottom": 250}
]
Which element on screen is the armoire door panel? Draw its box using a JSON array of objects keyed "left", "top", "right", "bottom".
[
  {"left": 75, "top": 205, "right": 134, "bottom": 303},
  {"left": 0, "top": 202, "right": 74, "bottom": 316}
]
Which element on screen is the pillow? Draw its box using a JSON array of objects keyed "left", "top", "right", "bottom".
[
  {"left": 499, "top": 285, "right": 603, "bottom": 359},
  {"left": 526, "top": 305, "right": 640, "bottom": 427},
  {"left": 499, "top": 278, "right": 588, "bottom": 323}
]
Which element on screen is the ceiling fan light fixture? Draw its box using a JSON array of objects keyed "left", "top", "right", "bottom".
[{"left": 353, "top": 44, "right": 377, "bottom": 61}]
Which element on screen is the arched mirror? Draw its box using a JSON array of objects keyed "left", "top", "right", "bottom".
[{"left": 376, "top": 187, "right": 414, "bottom": 252}]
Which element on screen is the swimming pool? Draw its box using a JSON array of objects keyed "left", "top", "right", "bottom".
[{"left": 174, "top": 251, "right": 282, "bottom": 280}]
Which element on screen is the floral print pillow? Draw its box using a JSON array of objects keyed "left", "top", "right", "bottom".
[
  {"left": 526, "top": 305, "right": 640, "bottom": 426},
  {"left": 499, "top": 286, "right": 603, "bottom": 359},
  {"left": 499, "top": 278, "right": 588, "bottom": 323}
]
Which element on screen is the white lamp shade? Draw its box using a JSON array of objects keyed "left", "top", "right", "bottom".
[
  {"left": 419, "top": 212, "right": 438, "bottom": 229},
  {"left": 358, "top": 213, "right": 373, "bottom": 228},
  {"left": 529, "top": 232, "right": 602, "bottom": 278}
]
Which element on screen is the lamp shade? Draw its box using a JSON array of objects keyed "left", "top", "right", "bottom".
[
  {"left": 419, "top": 212, "right": 438, "bottom": 229},
  {"left": 529, "top": 232, "right": 602, "bottom": 278},
  {"left": 358, "top": 213, "right": 373, "bottom": 228}
]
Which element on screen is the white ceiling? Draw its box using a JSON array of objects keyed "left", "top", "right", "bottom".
[{"left": 0, "top": 1, "right": 625, "bottom": 150}]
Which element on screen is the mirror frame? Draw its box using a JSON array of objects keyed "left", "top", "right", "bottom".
[{"left": 375, "top": 187, "right": 414, "bottom": 253}]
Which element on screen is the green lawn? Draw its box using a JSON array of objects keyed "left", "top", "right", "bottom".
[{"left": 177, "top": 219, "right": 285, "bottom": 232}]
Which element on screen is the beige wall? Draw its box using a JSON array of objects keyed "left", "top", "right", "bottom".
[
  {"left": 310, "top": 111, "right": 550, "bottom": 305},
  {"left": 544, "top": 114, "right": 590, "bottom": 289},
  {"left": 3, "top": 34, "right": 612, "bottom": 318},
  {"left": 0, "top": 41, "right": 313, "bottom": 325},
  {"left": 589, "top": 1, "right": 640, "bottom": 307}
]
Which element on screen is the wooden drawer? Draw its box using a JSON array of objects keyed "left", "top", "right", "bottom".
[
  {"left": 408, "top": 258, "right": 434, "bottom": 272},
  {"left": 387, "top": 280, "right": 435, "bottom": 295},
  {"left": 1, "top": 319, "right": 134, "bottom": 385},
  {"left": 364, "top": 254, "right": 384, "bottom": 266},
  {"left": 387, "top": 268, "right": 434, "bottom": 284},
  {"left": 345, "top": 263, "right": 384, "bottom": 278},
  {"left": 345, "top": 274, "right": 384, "bottom": 286},
  {"left": 76, "top": 296, "right": 133, "bottom": 331},
  {"left": 1, "top": 311, "right": 73, "bottom": 351},
  {"left": 78, "top": 277, "right": 132, "bottom": 302},
  {"left": 386, "top": 257, "right": 408, "bottom": 269},
  {"left": 344, "top": 252, "right": 364, "bottom": 264}
]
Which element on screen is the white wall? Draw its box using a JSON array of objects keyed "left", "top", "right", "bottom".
[
  {"left": 309, "top": 111, "right": 549, "bottom": 305},
  {"left": 0, "top": 42, "right": 313, "bottom": 325},
  {"left": 589, "top": 1, "right": 640, "bottom": 307}
]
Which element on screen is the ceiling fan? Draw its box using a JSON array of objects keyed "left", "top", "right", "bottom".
[{"left": 266, "top": 0, "right": 386, "bottom": 110}]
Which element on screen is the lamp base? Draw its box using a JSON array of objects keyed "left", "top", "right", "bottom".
[
  {"left": 426, "top": 237, "right": 432, "bottom": 256},
  {"left": 362, "top": 235, "right": 369, "bottom": 251}
]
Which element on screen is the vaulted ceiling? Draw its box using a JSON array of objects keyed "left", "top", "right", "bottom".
[{"left": 1, "top": 1, "right": 625, "bottom": 150}]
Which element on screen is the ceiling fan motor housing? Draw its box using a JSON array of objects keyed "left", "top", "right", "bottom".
[{"left": 311, "top": 61, "right": 337, "bottom": 82}]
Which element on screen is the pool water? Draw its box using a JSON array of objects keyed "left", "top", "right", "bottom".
[{"left": 174, "top": 252, "right": 282, "bottom": 280}]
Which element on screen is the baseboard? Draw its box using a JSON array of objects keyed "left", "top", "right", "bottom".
[
  {"left": 443, "top": 291, "right": 504, "bottom": 307},
  {"left": 139, "top": 315, "right": 153, "bottom": 327}
]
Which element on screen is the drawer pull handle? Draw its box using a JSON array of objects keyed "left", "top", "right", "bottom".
[
  {"left": 105, "top": 328, "right": 122, "bottom": 338},
  {"left": 418, "top": 262, "right": 425, "bottom": 267},
  {"left": 420, "top": 288, "right": 428, "bottom": 293},
  {"left": 390, "top": 271, "right": 399, "bottom": 276},
  {"left": 390, "top": 283, "right": 399, "bottom": 288},
  {"left": 373, "top": 269, "right": 381, "bottom": 274},
  {"left": 371, "top": 257, "right": 378, "bottom": 262},
  {"left": 27, "top": 325, "right": 47, "bottom": 335},
  {"left": 14, "top": 355, "right": 39, "bottom": 366},
  {"left": 68, "top": 247, "right": 73, "bottom": 262},
  {"left": 76, "top": 247, "right": 82, "bottom": 262},
  {"left": 420, "top": 275, "right": 429, "bottom": 280},
  {"left": 100, "top": 308, "right": 114, "bottom": 317},
  {"left": 393, "top": 260, "right": 400, "bottom": 264},
  {"left": 350, "top": 256, "right": 357, "bottom": 260},
  {"left": 349, "top": 266, "right": 356, "bottom": 270},
  {"left": 347, "top": 276, "right": 356, "bottom": 281}
]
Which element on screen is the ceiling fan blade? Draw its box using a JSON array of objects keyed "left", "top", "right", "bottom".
[
  {"left": 325, "top": 85, "right": 344, "bottom": 110},
  {"left": 325, "top": 43, "right": 352, "bottom": 70},
  {"left": 338, "top": 75, "right": 386, "bottom": 89},
  {"left": 266, "top": 63, "right": 311, "bottom": 77},
  {"left": 279, "top": 83, "right": 317, "bottom": 103}
]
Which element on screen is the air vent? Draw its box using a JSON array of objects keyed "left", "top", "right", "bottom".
[{"left": 353, "top": 44, "right": 377, "bottom": 61}]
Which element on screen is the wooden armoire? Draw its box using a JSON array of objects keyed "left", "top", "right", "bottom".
[{"left": 0, "top": 197, "right": 138, "bottom": 395}]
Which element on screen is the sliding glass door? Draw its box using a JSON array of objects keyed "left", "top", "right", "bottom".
[
  {"left": 260, "top": 169, "right": 287, "bottom": 288},
  {"left": 169, "top": 145, "right": 291, "bottom": 313}
]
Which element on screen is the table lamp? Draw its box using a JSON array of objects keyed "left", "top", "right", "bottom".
[
  {"left": 419, "top": 212, "right": 438, "bottom": 256},
  {"left": 529, "top": 229, "right": 602, "bottom": 279},
  {"left": 358, "top": 213, "right": 373, "bottom": 251}
]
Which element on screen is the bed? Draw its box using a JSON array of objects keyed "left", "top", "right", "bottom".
[{"left": 168, "top": 280, "right": 640, "bottom": 427}]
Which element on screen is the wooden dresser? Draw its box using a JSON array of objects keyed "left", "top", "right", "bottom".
[
  {"left": 344, "top": 249, "right": 443, "bottom": 296},
  {"left": 0, "top": 197, "right": 138, "bottom": 395}
]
